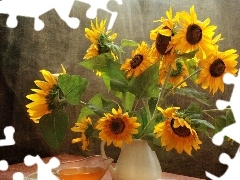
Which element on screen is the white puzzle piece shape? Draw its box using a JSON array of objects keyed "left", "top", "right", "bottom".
[
  {"left": 0, "top": 0, "right": 122, "bottom": 31},
  {"left": 0, "top": 160, "right": 8, "bottom": 171},
  {"left": 0, "top": 0, "right": 79, "bottom": 31},
  {"left": 0, "top": 126, "right": 15, "bottom": 146},
  {"left": 24, "top": 155, "right": 60, "bottom": 180},
  {"left": 206, "top": 70, "right": 240, "bottom": 179},
  {"left": 12, "top": 172, "right": 24, "bottom": 180},
  {"left": 206, "top": 148, "right": 240, "bottom": 180},
  {"left": 76, "top": 0, "right": 123, "bottom": 30},
  {"left": 213, "top": 73, "right": 240, "bottom": 145}
]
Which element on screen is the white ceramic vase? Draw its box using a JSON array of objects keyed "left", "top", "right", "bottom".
[{"left": 101, "top": 139, "right": 162, "bottom": 180}]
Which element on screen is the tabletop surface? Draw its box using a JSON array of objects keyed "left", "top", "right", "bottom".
[{"left": 1, "top": 154, "right": 205, "bottom": 180}]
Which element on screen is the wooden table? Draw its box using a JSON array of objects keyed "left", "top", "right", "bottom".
[{"left": 1, "top": 154, "right": 205, "bottom": 180}]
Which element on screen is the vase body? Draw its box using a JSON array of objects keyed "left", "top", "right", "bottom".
[{"left": 101, "top": 139, "right": 162, "bottom": 180}]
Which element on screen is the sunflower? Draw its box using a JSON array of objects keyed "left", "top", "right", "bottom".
[
  {"left": 154, "top": 107, "right": 202, "bottom": 156},
  {"left": 120, "top": 41, "right": 157, "bottom": 78},
  {"left": 71, "top": 117, "right": 93, "bottom": 151},
  {"left": 171, "top": 5, "right": 217, "bottom": 58},
  {"left": 196, "top": 45, "right": 238, "bottom": 94},
  {"left": 159, "top": 60, "right": 189, "bottom": 88},
  {"left": 96, "top": 106, "right": 141, "bottom": 148},
  {"left": 150, "top": 6, "right": 178, "bottom": 56},
  {"left": 84, "top": 18, "right": 117, "bottom": 59},
  {"left": 26, "top": 65, "right": 66, "bottom": 123}
]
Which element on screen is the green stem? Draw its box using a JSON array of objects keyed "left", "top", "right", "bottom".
[
  {"left": 133, "top": 98, "right": 140, "bottom": 112},
  {"left": 139, "top": 112, "right": 162, "bottom": 139},
  {"left": 161, "top": 68, "right": 202, "bottom": 103},
  {"left": 152, "top": 66, "right": 172, "bottom": 118},
  {"left": 142, "top": 98, "right": 151, "bottom": 121},
  {"left": 139, "top": 66, "right": 202, "bottom": 139},
  {"left": 139, "top": 63, "right": 172, "bottom": 138},
  {"left": 203, "top": 108, "right": 231, "bottom": 112},
  {"left": 202, "top": 111, "right": 215, "bottom": 120},
  {"left": 202, "top": 108, "right": 231, "bottom": 120},
  {"left": 118, "top": 49, "right": 122, "bottom": 64}
]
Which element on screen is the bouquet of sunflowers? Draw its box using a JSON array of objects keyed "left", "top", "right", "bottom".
[{"left": 26, "top": 6, "right": 238, "bottom": 156}]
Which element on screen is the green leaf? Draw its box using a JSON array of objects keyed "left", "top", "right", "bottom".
[
  {"left": 122, "top": 91, "right": 135, "bottom": 111},
  {"left": 148, "top": 97, "right": 158, "bottom": 115},
  {"left": 191, "top": 119, "right": 215, "bottom": 129},
  {"left": 101, "top": 72, "right": 111, "bottom": 91},
  {"left": 78, "top": 94, "right": 103, "bottom": 121},
  {"left": 128, "top": 63, "right": 159, "bottom": 98},
  {"left": 183, "top": 58, "right": 198, "bottom": 81},
  {"left": 191, "top": 119, "right": 215, "bottom": 137},
  {"left": 107, "top": 61, "right": 129, "bottom": 92},
  {"left": 79, "top": 53, "right": 114, "bottom": 72},
  {"left": 214, "top": 110, "right": 235, "bottom": 134},
  {"left": 39, "top": 110, "right": 68, "bottom": 150},
  {"left": 184, "top": 103, "right": 202, "bottom": 118},
  {"left": 175, "top": 87, "right": 211, "bottom": 106},
  {"left": 214, "top": 115, "right": 226, "bottom": 134},
  {"left": 85, "top": 96, "right": 119, "bottom": 117},
  {"left": 80, "top": 54, "right": 129, "bottom": 93},
  {"left": 58, "top": 74, "right": 88, "bottom": 105},
  {"left": 226, "top": 109, "right": 236, "bottom": 126},
  {"left": 121, "top": 39, "right": 138, "bottom": 48}
]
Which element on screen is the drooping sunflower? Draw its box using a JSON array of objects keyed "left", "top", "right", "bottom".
[
  {"left": 96, "top": 106, "right": 141, "bottom": 148},
  {"left": 159, "top": 60, "right": 189, "bottom": 88},
  {"left": 26, "top": 65, "right": 66, "bottom": 123},
  {"left": 150, "top": 6, "right": 178, "bottom": 56},
  {"left": 84, "top": 18, "right": 117, "bottom": 59},
  {"left": 171, "top": 5, "right": 217, "bottom": 58},
  {"left": 71, "top": 117, "right": 93, "bottom": 151},
  {"left": 120, "top": 41, "right": 157, "bottom": 78},
  {"left": 196, "top": 45, "right": 238, "bottom": 94},
  {"left": 154, "top": 107, "right": 202, "bottom": 156}
]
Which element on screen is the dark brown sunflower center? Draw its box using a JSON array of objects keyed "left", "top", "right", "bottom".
[
  {"left": 170, "top": 119, "right": 191, "bottom": 137},
  {"left": 110, "top": 118, "right": 125, "bottom": 134},
  {"left": 186, "top": 24, "right": 202, "bottom": 45},
  {"left": 209, "top": 58, "right": 226, "bottom": 77},
  {"left": 170, "top": 61, "right": 183, "bottom": 77},
  {"left": 130, "top": 54, "right": 143, "bottom": 69},
  {"left": 155, "top": 32, "right": 172, "bottom": 55}
]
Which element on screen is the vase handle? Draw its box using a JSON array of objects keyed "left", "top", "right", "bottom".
[
  {"left": 100, "top": 141, "right": 116, "bottom": 177},
  {"left": 100, "top": 140, "right": 108, "bottom": 159}
]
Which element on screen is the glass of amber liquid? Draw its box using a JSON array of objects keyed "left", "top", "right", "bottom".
[{"left": 55, "top": 155, "right": 113, "bottom": 180}]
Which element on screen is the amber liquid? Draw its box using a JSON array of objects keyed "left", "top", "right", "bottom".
[{"left": 57, "top": 166, "right": 107, "bottom": 180}]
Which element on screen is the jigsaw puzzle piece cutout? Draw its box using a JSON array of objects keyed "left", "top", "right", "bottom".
[
  {"left": 107, "top": 0, "right": 123, "bottom": 12},
  {"left": 206, "top": 70, "right": 240, "bottom": 179},
  {"left": 212, "top": 122, "right": 240, "bottom": 146},
  {"left": 216, "top": 73, "right": 238, "bottom": 111},
  {"left": 0, "top": 0, "right": 54, "bottom": 31},
  {"left": 213, "top": 72, "right": 240, "bottom": 145},
  {"left": 24, "top": 155, "right": 60, "bottom": 180},
  {"left": 0, "top": 160, "right": 8, "bottom": 171},
  {"left": 13, "top": 172, "right": 24, "bottom": 180},
  {"left": 54, "top": 0, "right": 80, "bottom": 29},
  {"left": 0, "top": 126, "right": 15, "bottom": 146},
  {"left": 0, "top": 0, "right": 80, "bottom": 31},
  {"left": 76, "top": 0, "right": 122, "bottom": 30},
  {"left": 206, "top": 147, "right": 240, "bottom": 179}
]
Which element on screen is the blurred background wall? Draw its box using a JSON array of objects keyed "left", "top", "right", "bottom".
[{"left": 0, "top": 0, "right": 239, "bottom": 179}]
